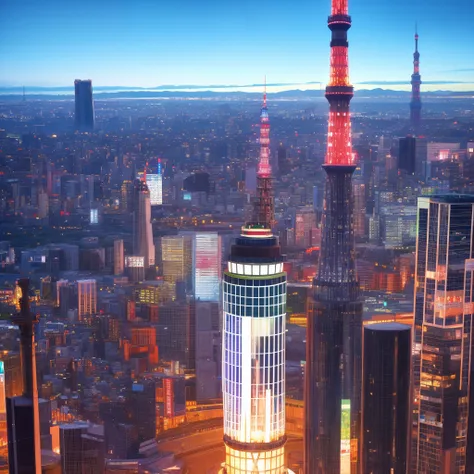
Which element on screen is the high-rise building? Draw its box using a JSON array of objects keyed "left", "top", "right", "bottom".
[
  {"left": 133, "top": 179, "right": 155, "bottom": 269},
  {"left": 353, "top": 179, "right": 366, "bottom": 239},
  {"left": 7, "top": 279, "right": 42, "bottom": 474},
  {"left": 195, "top": 301, "right": 221, "bottom": 401},
  {"left": 77, "top": 279, "right": 97, "bottom": 321},
  {"left": 398, "top": 136, "right": 417, "bottom": 175},
  {"left": 412, "top": 195, "right": 474, "bottom": 473},
  {"left": 113, "top": 239, "right": 124, "bottom": 275},
  {"left": 294, "top": 206, "right": 316, "bottom": 248},
  {"left": 222, "top": 91, "right": 289, "bottom": 474},
  {"left": 304, "top": 0, "right": 363, "bottom": 472},
  {"left": 410, "top": 30, "right": 422, "bottom": 133},
  {"left": 130, "top": 381, "right": 156, "bottom": 442},
  {"left": 74, "top": 79, "right": 94, "bottom": 131},
  {"left": 146, "top": 160, "right": 163, "bottom": 206},
  {"left": 59, "top": 422, "right": 104, "bottom": 474},
  {"left": 362, "top": 323, "right": 411, "bottom": 473},
  {"left": 161, "top": 235, "right": 192, "bottom": 289},
  {"left": 193, "top": 232, "right": 222, "bottom": 301}
]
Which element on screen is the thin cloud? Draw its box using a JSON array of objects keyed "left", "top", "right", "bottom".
[
  {"left": 439, "top": 68, "right": 474, "bottom": 73},
  {"left": 357, "top": 80, "right": 468, "bottom": 85}
]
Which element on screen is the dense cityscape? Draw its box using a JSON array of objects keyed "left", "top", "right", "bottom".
[{"left": 1, "top": 0, "right": 474, "bottom": 472}]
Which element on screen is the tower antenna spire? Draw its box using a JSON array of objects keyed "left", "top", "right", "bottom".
[
  {"left": 305, "top": 0, "right": 363, "bottom": 471},
  {"left": 253, "top": 79, "right": 274, "bottom": 228},
  {"left": 410, "top": 25, "right": 422, "bottom": 133},
  {"left": 263, "top": 75, "right": 267, "bottom": 106}
]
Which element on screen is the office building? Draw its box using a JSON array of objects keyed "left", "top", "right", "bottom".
[
  {"left": 222, "top": 91, "right": 289, "bottom": 473},
  {"left": 74, "top": 79, "right": 94, "bottom": 131},
  {"left": 156, "top": 301, "right": 194, "bottom": 366},
  {"left": 77, "top": 279, "right": 97, "bottom": 321},
  {"left": 195, "top": 301, "right": 221, "bottom": 401},
  {"left": 161, "top": 235, "right": 192, "bottom": 289},
  {"left": 130, "top": 381, "right": 156, "bottom": 442},
  {"left": 133, "top": 179, "right": 155, "bottom": 269},
  {"left": 412, "top": 195, "right": 474, "bottom": 473},
  {"left": 193, "top": 232, "right": 221, "bottom": 301},
  {"left": 398, "top": 136, "right": 416, "bottom": 175},
  {"left": 60, "top": 422, "right": 104, "bottom": 474},
  {"left": 353, "top": 179, "right": 366, "bottom": 238},
  {"left": 146, "top": 159, "right": 163, "bottom": 206},
  {"left": 294, "top": 206, "right": 316, "bottom": 248},
  {"left": 304, "top": 0, "right": 363, "bottom": 472},
  {"left": 114, "top": 239, "right": 124, "bottom": 275},
  {"left": 125, "top": 255, "right": 145, "bottom": 283},
  {"left": 362, "top": 323, "right": 411, "bottom": 473}
]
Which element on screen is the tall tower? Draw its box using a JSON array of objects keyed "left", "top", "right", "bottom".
[
  {"left": 410, "top": 28, "right": 422, "bottom": 133},
  {"left": 7, "top": 279, "right": 42, "bottom": 474},
  {"left": 253, "top": 83, "right": 274, "bottom": 228},
  {"left": 74, "top": 79, "right": 94, "bottom": 131},
  {"left": 304, "top": 0, "right": 363, "bottom": 472},
  {"left": 221, "top": 99, "right": 290, "bottom": 474},
  {"left": 133, "top": 177, "right": 155, "bottom": 269}
]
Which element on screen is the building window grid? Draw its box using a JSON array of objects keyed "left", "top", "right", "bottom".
[{"left": 223, "top": 274, "right": 286, "bottom": 444}]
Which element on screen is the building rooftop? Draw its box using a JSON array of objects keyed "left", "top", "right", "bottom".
[
  {"left": 366, "top": 322, "right": 411, "bottom": 332},
  {"left": 425, "top": 194, "right": 474, "bottom": 204}
]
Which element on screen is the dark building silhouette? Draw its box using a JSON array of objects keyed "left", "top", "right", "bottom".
[
  {"left": 74, "top": 79, "right": 94, "bottom": 131},
  {"left": 278, "top": 144, "right": 288, "bottom": 176},
  {"left": 130, "top": 380, "right": 156, "bottom": 442},
  {"left": 398, "top": 136, "right": 416, "bottom": 175},
  {"left": 7, "top": 279, "right": 42, "bottom": 474},
  {"left": 362, "top": 323, "right": 411, "bottom": 474}
]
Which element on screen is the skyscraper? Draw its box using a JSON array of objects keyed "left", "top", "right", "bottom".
[
  {"left": 222, "top": 92, "right": 289, "bottom": 474},
  {"left": 113, "top": 239, "right": 124, "bottom": 275},
  {"left": 74, "top": 79, "right": 94, "bottom": 131},
  {"left": 133, "top": 179, "right": 155, "bottom": 269},
  {"left": 304, "top": 0, "right": 363, "bottom": 472},
  {"left": 77, "top": 279, "right": 97, "bottom": 321},
  {"left": 146, "top": 160, "right": 163, "bottom": 206},
  {"left": 412, "top": 195, "right": 474, "bottom": 473},
  {"left": 410, "top": 29, "right": 422, "bottom": 133},
  {"left": 193, "top": 232, "right": 222, "bottom": 301},
  {"left": 398, "top": 136, "right": 417, "bottom": 175},
  {"left": 161, "top": 235, "right": 192, "bottom": 289},
  {"left": 362, "top": 323, "right": 411, "bottom": 473},
  {"left": 7, "top": 279, "right": 42, "bottom": 474}
]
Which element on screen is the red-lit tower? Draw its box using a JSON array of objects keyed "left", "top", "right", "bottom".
[
  {"left": 304, "top": 0, "right": 362, "bottom": 472},
  {"left": 253, "top": 83, "right": 275, "bottom": 228},
  {"left": 410, "top": 28, "right": 422, "bottom": 133}
]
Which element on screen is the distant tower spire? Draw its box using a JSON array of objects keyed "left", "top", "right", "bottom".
[
  {"left": 22, "top": 86, "right": 26, "bottom": 102},
  {"left": 253, "top": 80, "right": 275, "bottom": 228},
  {"left": 410, "top": 25, "right": 422, "bottom": 133}
]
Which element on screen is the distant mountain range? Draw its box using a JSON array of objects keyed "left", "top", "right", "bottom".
[{"left": 0, "top": 86, "right": 473, "bottom": 101}]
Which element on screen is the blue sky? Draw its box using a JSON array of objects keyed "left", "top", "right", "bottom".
[{"left": 0, "top": 0, "right": 473, "bottom": 91}]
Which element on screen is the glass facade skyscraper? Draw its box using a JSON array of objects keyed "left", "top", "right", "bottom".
[
  {"left": 362, "top": 323, "right": 411, "bottom": 473},
  {"left": 412, "top": 195, "right": 474, "bottom": 473},
  {"left": 222, "top": 226, "right": 288, "bottom": 473},
  {"left": 194, "top": 232, "right": 221, "bottom": 302},
  {"left": 74, "top": 79, "right": 94, "bottom": 131}
]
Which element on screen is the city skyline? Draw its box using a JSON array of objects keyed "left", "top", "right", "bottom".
[{"left": 1, "top": 0, "right": 473, "bottom": 91}]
